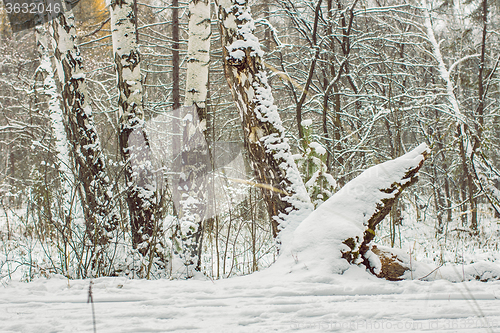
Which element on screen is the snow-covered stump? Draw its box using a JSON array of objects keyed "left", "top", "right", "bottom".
[
  {"left": 109, "top": 0, "right": 160, "bottom": 262},
  {"left": 369, "top": 245, "right": 412, "bottom": 281},
  {"left": 279, "top": 144, "right": 429, "bottom": 277},
  {"left": 215, "top": 0, "right": 313, "bottom": 245},
  {"left": 50, "top": 8, "right": 118, "bottom": 275}
]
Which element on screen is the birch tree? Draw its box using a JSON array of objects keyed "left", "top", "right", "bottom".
[
  {"left": 35, "top": 25, "right": 83, "bottom": 276},
  {"left": 35, "top": 25, "right": 74, "bottom": 230},
  {"left": 172, "top": 0, "right": 181, "bottom": 111},
  {"left": 184, "top": 0, "right": 211, "bottom": 111},
  {"left": 172, "top": 0, "right": 211, "bottom": 274},
  {"left": 50, "top": 7, "right": 118, "bottom": 275},
  {"left": 109, "top": 0, "right": 159, "bottom": 258},
  {"left": 215, "top": 0, "right": 313, "bottom": 243}
]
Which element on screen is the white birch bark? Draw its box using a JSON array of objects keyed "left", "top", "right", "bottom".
[
  {"left": 35, "top": 25, "right": 85, "bottom": 277},
  {"left": 172, "top": 0, "right": 211, "bottom": 276},
  {"left": 184, "top": 0, "right": 211, "bottom": 109},
  {"left": 215, "top": 0, "right": 313, "bottom": 248},
  {"left": 109, "top": 0, "right": 159, "bottom": 258},
  {"left": 35, "top": 25, "right": 74, "bottom": 221}
]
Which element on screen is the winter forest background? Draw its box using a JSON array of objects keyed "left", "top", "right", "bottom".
[{"left": 0, "top": 0, "right": 500, "bottom": 282}]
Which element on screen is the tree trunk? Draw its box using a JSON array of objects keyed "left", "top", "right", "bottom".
[
  {"left": 50, "top": 8, "right": 118, "bottom": 275},
  {"left": 172, "top": 0, "right": 181, "bottom": 111},
  {"left": 110, "top": 0, "right": 159, "bottom": 257},
  {"left": 468, "top": 0, "right": 487, "bottom": 233},
  {"left": 215, "top": 0, "right": 313, "bottom": 242},
  {"left": 324, "top": 0, "right": 343, "bottom": 175},
  {"left": 171, "top": 0, "right": 181, "bottom": 209},
  {"left": 184, "top": 0, "right": 210, "bottom": 111},
  {"left": 36, "top": 25, "right": 79, "bottom": 275},
  {"left": 173, "top": 0, "right": 212, "bottom": 274},
  {"left": 295, "top": 0, "right": 322, "bottom": 146},
  {"left": 35, "top": 25, "right": 74, "bottom": 228}
]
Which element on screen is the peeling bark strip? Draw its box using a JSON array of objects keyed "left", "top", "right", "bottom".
[
  {"left": 110, "top": 0, "right": 158, "bottom": 256},
  {"left": 50, "top": 9, "right": 118, "bottom": 261},
  {"left": 215, "top": 0, "right": 313, "bottom": 239}
]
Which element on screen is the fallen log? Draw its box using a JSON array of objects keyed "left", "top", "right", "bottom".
[
  {"left": 278, "top": 143, "right": 429, "bottom": 276},
  {"left": 342, "top": 144, "right": 429, "bottom": 271}
]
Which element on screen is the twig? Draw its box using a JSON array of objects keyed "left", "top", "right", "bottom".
[
  {"left": 225, "top": 178, "right": 290, "bottom": 196},
  {"left": 418, "top": 264, "right": 443, "bottom": 281},
  {"left": 83, "top": 18, "right": 110, "bottom": 38},
  {"left": 87, "top": 280, "right": 97, "bottom": 333}
]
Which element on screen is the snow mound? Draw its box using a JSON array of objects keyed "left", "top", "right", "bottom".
[
  {"left": 273, "top": 143, "right": 429, "bottom": 277},
  {"left": 431, "top": 261, "right": 500, "bottom": 282}
]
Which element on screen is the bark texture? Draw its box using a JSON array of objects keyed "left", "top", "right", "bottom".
[
  {"left": 35, "top": 25, "right": 74, "bottom": 222},
  {"left": 184, "top": 0, "right": 211, "bottom": 109},
  {"left": 50, "top": 10, "right": 118, "bottom": 269},
  {"left": 172, "top": 0, "right": 212, "bottom": 274},
  {"left": 172, "top": 0, "right": 181, "bottom": 110},
  {"left": 216, "top": 0, "right": 313, "bottom": 240},
  {"left": 110, "top": 0, "right": 158, "bottom": 257}
]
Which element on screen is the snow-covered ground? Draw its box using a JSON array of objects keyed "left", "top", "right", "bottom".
[
  {"left": 2, "top": 144, "right": 500, "bottom": 332},
  {"left": 1, "top": 267, "right": 499, "bottom": 333}
]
